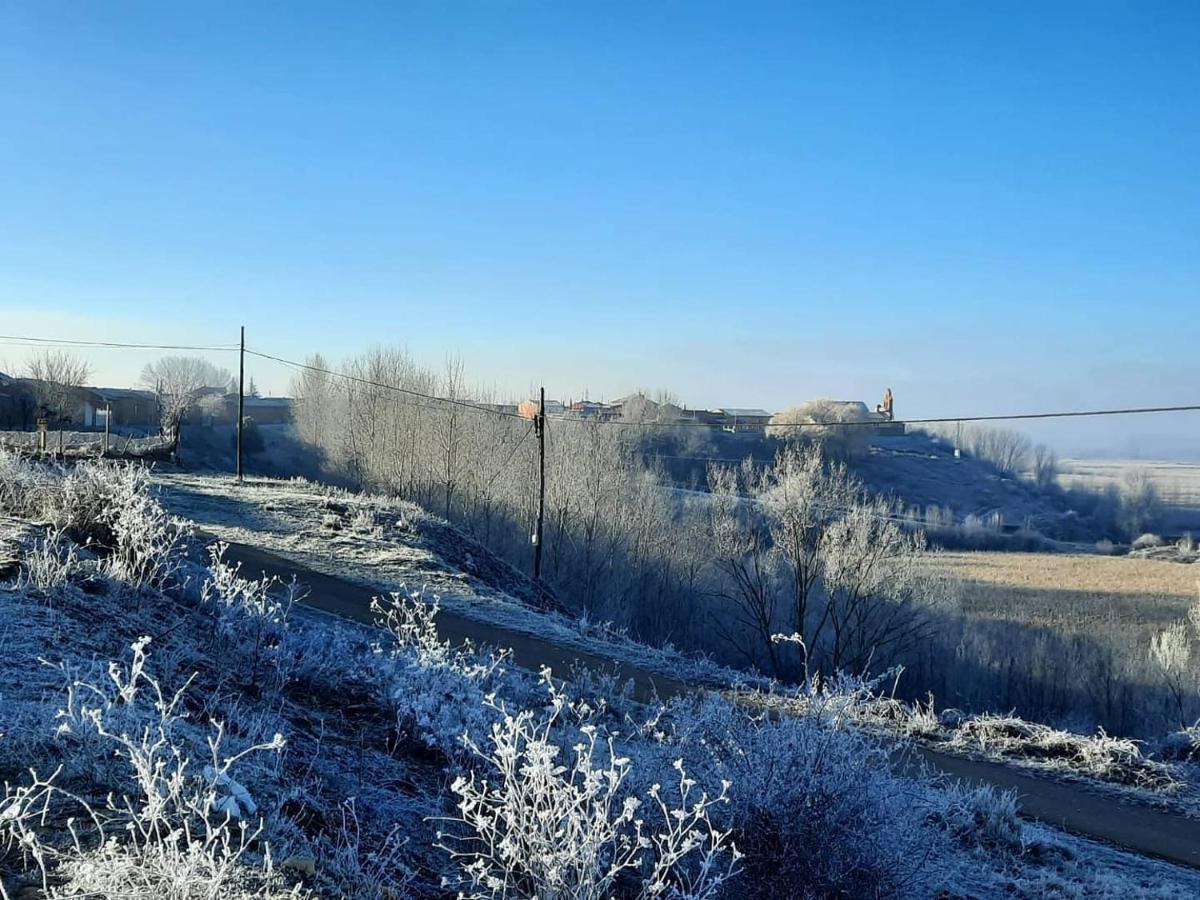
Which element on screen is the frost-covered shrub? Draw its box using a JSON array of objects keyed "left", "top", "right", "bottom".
[
  {"left": 438, "top": 681, "right": 739, "bottom": 900},
  {"left": 348, "top": 506, "right": 379, "bottom": 535},
  {"left": 316, "top": 799, "right": 415, "bottom": 899},
  {"left": 0, "top": 449, "right": 45, "bottom": 517},
  {"left": 645, "top": 693, "right": 942, "bottom": 899},
  {"left": 1155, "top": 726, "right": 1200, "bottom": 762},
  {"left": 18, "top": 526, "right": 79, "bottom": 591},
  {"left": 929, "top": 783, "right": 1023, "bottom": 854},
  {"left": 202, "top": 543, "right": 301, "bottom": 685},
  {"left": 43, "top": 461, "right": 187, "bottom": 589},
  {"left": 372, "top": 588, "right": 511, "bottom": 758},
  {"left": 947, "top": 714, "right": 1176, "bottom": 789},
  {"left": 1132, "top": 533, "right": 1164, "bottom": 550},
  {"left": 1, "top": 637, "right": 295, "bottom": 899}
]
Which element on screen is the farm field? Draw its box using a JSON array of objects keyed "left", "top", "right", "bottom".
[
  {"left": 1059, "top": 458, "right": 1200, "bottom": 532},
  {"left": 935, "top": 550, "right": 1197, "bottom": 629},
  {"left": 936, "top": 554, "right": 1200, "bottom": 624}
]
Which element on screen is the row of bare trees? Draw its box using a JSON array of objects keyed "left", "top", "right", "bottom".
[{"left": 291, "top": 347, "right": 951, "bottom": 680}]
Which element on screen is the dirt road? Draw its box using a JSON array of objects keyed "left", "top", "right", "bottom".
[{"left": 219, "top": 540, "right": 1200, "bottom": 870}]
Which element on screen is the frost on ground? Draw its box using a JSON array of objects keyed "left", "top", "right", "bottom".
[
  {"left": 152, "top": 471, "right": 757, "bottom": 690},
  {"left": 3, "top": 455, "right": 1200, "bottom": 897}
]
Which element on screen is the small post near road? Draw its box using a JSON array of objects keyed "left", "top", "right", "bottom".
[
  {"left": 533, "top": 386, "right": 546, "bottom": 581},
  {"left": 236, "top": 325, "right": 245, "bottom": 483},
  {"left": 104, "top": 403, "right": 111, "bottom": 456}
]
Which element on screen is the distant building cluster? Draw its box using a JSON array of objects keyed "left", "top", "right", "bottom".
[
  {"left": 511, "top": 393, "right": 773, "bottom": 431},
  {"left": 0, "top": 372, "right": 294, "bottom": 433}
]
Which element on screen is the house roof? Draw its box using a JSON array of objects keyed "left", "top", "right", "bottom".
[
  {"left": 719, "top": 408, "right": 772, "bottom": 418},
  {"left": 92, "top": 387, "right": 157, "bottom": 401},
  {"left": 245, "top": 397, "right": 293, "bottom": 408}
]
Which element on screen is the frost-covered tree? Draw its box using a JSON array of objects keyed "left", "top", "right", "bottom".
[
  {"left": 963, "top": 425, "right": 1031, "bottom": 476},
  {"left": 706, "top": 446, "right": 946, "bottom": 678},
  {"left": 140, "top": 356, "right": 232, "bottom": 449},
  {"left": 756, "top": 444, "right": 855, "bottom": 663},
  {"left": 706, "top": 461, "right": 785, "bottom": 675},
  {"left": 818, "top": 499, "right": 947, "bottom": 673},
  {"left": 767, "top": 400, "right": 873, "bottom": 460}
]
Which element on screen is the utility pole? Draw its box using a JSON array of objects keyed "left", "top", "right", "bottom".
[
  {"left": 236, "top": 325, "right": 245, "bottom": 482},
  {"left": 533, "top": 386, "right": 546, "bottom": 581}
]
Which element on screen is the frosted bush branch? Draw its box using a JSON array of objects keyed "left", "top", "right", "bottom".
[
  {"left": 0, "top": 637, "right": 294, "bottom": 898},
  {"left": 436, "top": 681, "right": 738, "bottom": 899}
]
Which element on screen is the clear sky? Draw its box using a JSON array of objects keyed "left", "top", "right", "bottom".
[{"left": 2, "top": 2, "right": 1198, "bottom": 456}]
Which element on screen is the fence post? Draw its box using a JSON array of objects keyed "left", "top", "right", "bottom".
[
  {"left": 104, "top": 403, "right": 111, "bottom": 456},
  {"left": 237, "top": 325, "right": 245, "bottom": 482},
  {"left": 533, "top": 386, "right": 546, "bottom": 580}
]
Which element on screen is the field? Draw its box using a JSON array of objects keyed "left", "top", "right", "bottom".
[
  {"left": 1059, "top": 458, "right": 1200, "bottom": 532},
  {"left": 937, "top": 550, "right": 1198, "bottom": 630},
  {"left": 911, "top": 549, "right": 1200, "bottom": 740}
]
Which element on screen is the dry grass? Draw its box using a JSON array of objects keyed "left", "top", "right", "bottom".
[{"left": 933, "top": 550, "right": 1198, "bottom": 631}]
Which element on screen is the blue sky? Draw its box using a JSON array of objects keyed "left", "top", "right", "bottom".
[{"left": 1, "top": 2, "right": 1198, "bottom": 454}]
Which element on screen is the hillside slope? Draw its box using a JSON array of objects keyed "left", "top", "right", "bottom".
[
  {"left": 645, "top": 429, "right": 1094, "bottom": 540},
  {"left": 6, "top": 456, "right": 1200, "bottom": 897}
]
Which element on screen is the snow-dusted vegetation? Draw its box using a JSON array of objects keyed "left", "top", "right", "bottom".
[
  {"left": 5, "top": 452, "right": 1200, "bottom": 896},
  {"left": 282, "top": 354, "right": 1200, "bottom": 748}
]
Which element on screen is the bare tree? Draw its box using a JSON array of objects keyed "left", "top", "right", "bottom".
[
  {"left": 141, "top": 356, "right": 232, "bottom": 449},
  {"left": 964, "top": 425, "right": 1031, "bottom": 476},
  {"left": 25, "top": 350, "right": 91, "bottom": 425},
  {"left": 1031, "top": 444, "right": 1059, "bottom": 491},
  {"left": 1118, "top": 468, "right": 1163, "bottom": 539},
  {"left": 819, "top": 499, "right": 948, "bottom": 673},
  {"left": 706, "top": 461, "right": 785, "bottom": 675}
]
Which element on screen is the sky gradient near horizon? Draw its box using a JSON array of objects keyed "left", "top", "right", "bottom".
[{"left": 2, "top": 2, "right": 1198, "bottom": 456}]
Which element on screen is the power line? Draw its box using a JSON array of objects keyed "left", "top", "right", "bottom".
[
  {"left": 245, "top": 348, "right": 528, "bottom": 420},
  {"left": 552, "top": 403, "right": 1200, "bottom": 429},
  {"left": 0, "top": 334, "right": 239, "bottom": 352}
]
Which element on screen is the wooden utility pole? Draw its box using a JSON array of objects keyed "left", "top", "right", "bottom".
[
  {"left": 533, "top": 386, "right": 546, "bottom": 580},
  {"left": 236, "top": 325, "right": 245, "bottom": 482}
]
